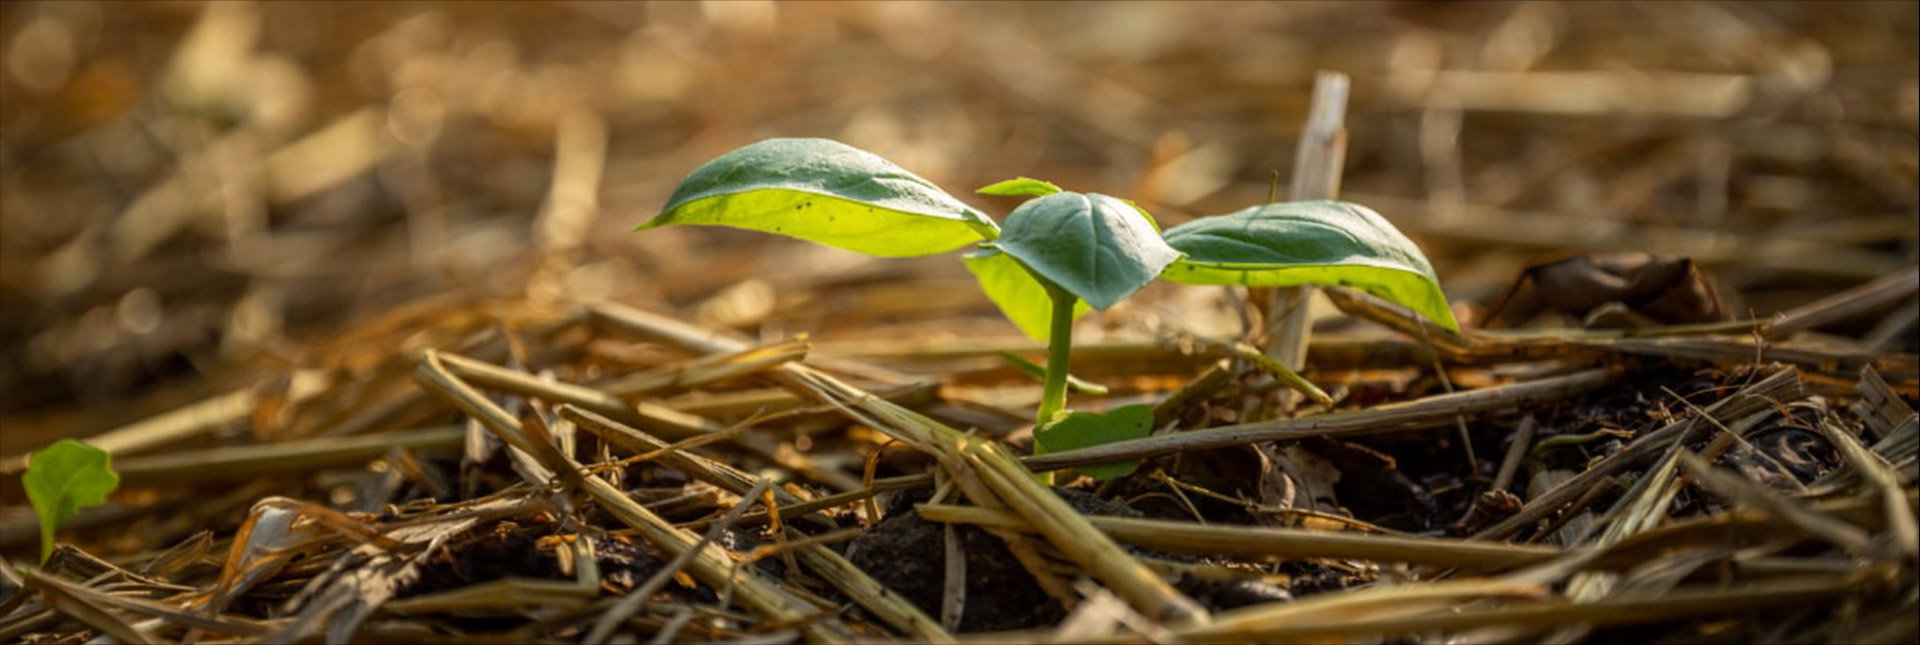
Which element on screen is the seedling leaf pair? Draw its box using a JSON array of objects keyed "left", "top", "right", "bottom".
[
  {"left": 22, "top": 439, "right": 119, "bottom": 563},
  {"left": 637, "top": 138, "right": 1459, "bottom": 481}
]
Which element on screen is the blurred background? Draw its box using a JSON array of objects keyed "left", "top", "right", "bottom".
[{"left": 2, "top": 1, "right": 1915, "bottom": 453}]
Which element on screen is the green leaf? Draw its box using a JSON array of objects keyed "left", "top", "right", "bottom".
[
  {"left": 1033, "top": 404, "right": 1154, "bottom": 481},
  {"left": 992, "top": 192, "right": 1182, "bottom": 310},
  {"left": 962, "top": 248, "right": 1090, "bottom": 341},
  {"left": 976, "top": 177, "right": 1062, "bottom": 197},
  {"left": 1161, "top": 200, "right": 1460, "bottom": 332},
  {"left": 1118, "top": 198, "right": 1161, "bottom": 233},
  {"left": 637, "top": 138, "right": 998, "bottom": 257},
  {"left": 23, "top": 439, "right": 119, "bottom": 563}
]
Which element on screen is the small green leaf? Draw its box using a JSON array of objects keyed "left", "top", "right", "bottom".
[
  {"left": 962, "top": 248, "right": 1090, "bottom": 341},
  {"left": 23, "top": 439, "right": 119, "bottom": 563},
  {"left": 1161, "top": 200, "right": 1459, "bottom": 332},
  {"left": 637, "top": 138, "right": 998, "bottom": 257},
  {"left": 1034, "top": 404, "right": 1154, "bottom": 481},
  {"left": 993, "top": 192, "right": 1182, "bottom": 310},
  {"left": 977, "top": 177, "right": 1062, "bottom": 197}
]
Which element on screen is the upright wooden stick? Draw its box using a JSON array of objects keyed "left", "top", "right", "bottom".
[{"left": 1262, "top": 71, "right": 1350, "bottom": 404}]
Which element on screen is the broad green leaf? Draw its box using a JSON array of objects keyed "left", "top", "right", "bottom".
[
  {"left": 637, "top": 138, "right": 998, "bottom": 257},
  {"left": 23, "top": 439, "right": 119, "bottom": 563},
  {"left": 993, "top": 192, "right": 1182, "bottom": 310},
  {"left": 962, "top": 248, "right": 1090, "bottom": 341},
  {"left": 1118, "top": 198, "right": 1161, "bottom": 233},
  {"left": 1033, "top": 404, "right": 1154, "bottom": 481},
  {"left": 977, "top": 177, "right": 1062, "bottom": 197},
  {"left": 1161, "top": 200, "right": 1460, "bottom": 332}
]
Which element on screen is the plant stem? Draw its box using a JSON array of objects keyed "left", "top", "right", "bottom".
[
  {"left": 1036, "top": 284, "right": 1076, "bottom": 429},
  {"left": 1033, "top": 284, "right": 1077, "bottom": 486}
]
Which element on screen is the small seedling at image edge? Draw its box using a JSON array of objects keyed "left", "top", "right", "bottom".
[
  {"left": 22, "top": 439, "right": 119, "bottom": 564},
  {"left": 637, "top": 138, "right": 1458, "bottom": 483}
]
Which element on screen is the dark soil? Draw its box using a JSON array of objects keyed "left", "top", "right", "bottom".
[
  {"left": 845, "top": 487, "right": 1143, "bottom": 632},
  {"left": 847, "top": 486, "right": 1327, "bottom": 629},
  {"left": 401, "top": 519, "right": 662, "bottom": 599}
]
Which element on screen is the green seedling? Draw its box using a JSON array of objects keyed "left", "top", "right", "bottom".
[
  {"left": 22, "top": 439, "right": 119, "bottom": 563},
  {"left": 637, "top": 138, "right": 1457, "bottom": 481}
]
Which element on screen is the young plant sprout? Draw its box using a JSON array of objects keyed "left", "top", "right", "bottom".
[
  {"left": 22, "top": 439, "right": 119, "bottom": 563},
  {"left": 637, "top": 138, "right": 1458, "bottom": 482}
]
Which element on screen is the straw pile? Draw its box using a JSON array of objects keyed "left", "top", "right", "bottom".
[{"left": 1, "top": 3, "right": 1913, "bottom": 642}]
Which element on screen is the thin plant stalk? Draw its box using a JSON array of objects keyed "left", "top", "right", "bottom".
[
  {"left": 1033, "top": 282, "right": 1078, "bottom": 485},
  {"left": 1036, "top": 282, "right": 1077, "bottom": 427}
]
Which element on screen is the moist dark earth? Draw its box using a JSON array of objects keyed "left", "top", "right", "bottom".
[{"left": 846, "top": 487, "right": 1291, "bottom": 632}]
